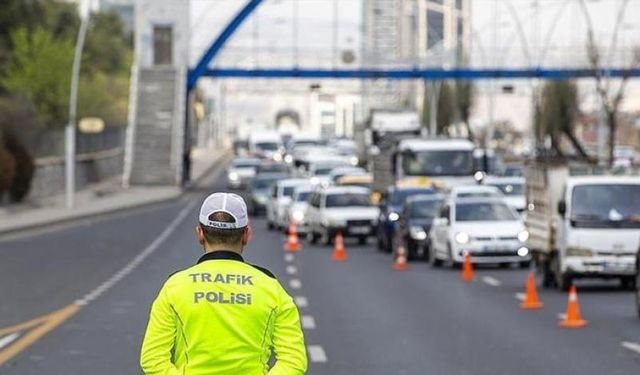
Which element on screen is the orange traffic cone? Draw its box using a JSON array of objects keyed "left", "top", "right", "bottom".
[
  {"left": 284, "top": 221, "right": 301, "bottom": 252},
  {"left": 393, "top": 245, "right": 408, "bottom": 271},
  {"left": 558, "top": 285, "right": 587, "bottom": 328},
  {"left": 332, "top": 232, "right": 348, "bottom": 262},
  {"left": 461, "top": 253, "right": 475, "bottom": 282},
  {"left": 520, "top": 272, "right": 543, "bottom": 310}
]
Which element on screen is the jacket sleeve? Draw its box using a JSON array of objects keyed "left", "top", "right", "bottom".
[
  {"left": 268, "top": 289, "right": 308, "bottom": 375},
  {"left": 140, "top": 285, "right": 182, "bottom": 375}
]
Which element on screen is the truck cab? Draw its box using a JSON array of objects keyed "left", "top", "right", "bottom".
[
  {"left": 393, "top": 139, "right": 476, "bottom": 189},
  {"left": 526, "top": 163, "right": 640, "bottom": 290}
]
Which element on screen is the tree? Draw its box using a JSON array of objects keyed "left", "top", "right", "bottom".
[
  {"left": 454, "top": 81, "right": 474, "bottom": 141},
  {"left": 1, "top": 27, "right": 74, "bottom": 128},
  {"left": 421, "top": 81, "right": 456, "bottom": 136},
  {"left": 539, "top": 80, "right": 590, "bottom": 160},
  {"left": 579, "top": 0, "right": 640, "bottom": 166}
]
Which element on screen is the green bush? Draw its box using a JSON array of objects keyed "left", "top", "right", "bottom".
[
  {"left": 0, "top": 146, "right": 16, "bottom": 197},
  {"left": 3, "top": 130, "right": 34, "bottom": 202}
]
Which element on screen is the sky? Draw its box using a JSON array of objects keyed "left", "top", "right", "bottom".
[{"left": 189, "top": 0, "right": 640, "bottom": 129}]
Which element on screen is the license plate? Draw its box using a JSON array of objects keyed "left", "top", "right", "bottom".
[{"left": 350, "top": 226, "right": 370, "bottom": 234}]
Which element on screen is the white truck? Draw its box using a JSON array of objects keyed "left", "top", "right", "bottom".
[{"left": 525, "top": 161, "right": 640, "bottom": 290}]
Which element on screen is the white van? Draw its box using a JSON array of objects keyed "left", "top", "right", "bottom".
[{"left": 248, "top": 131, "right": 284, "bottom": 161}]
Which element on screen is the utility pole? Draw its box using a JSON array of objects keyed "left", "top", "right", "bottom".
[{"left": 66, "top": 0, "right": 91, "bottom": 209}]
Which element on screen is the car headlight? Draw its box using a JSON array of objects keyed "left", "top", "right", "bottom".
[
  {"left": 566, "top": 247, "right": 593, "bottom": 257},
  {"left": 323, "top": 218, "right": 345, "bottom": 227},
  {"left": 410, "top": 226, "right": 427, "bottom": 240},
  {"left": 254, "top": 195, "right": 268, "bottom": 204},
  {"left": 455, "top": 232, "right": 470, "bottom": 245},
  {"left": 350, "top": 156, "right": 359, "bottom": 166},
  {"left": 292, "top": 210, "right": 305, "bottom": 223},
  {"left": 388, "top": 212, "right": 400, "bottom": 222},
  {"left": 284, "top": 154, "right": 293, "bottom": 164},
  {"left": 273, "top": 153, "right": 283, "bottom": 162},
  {"left": 228, "top": 172, "right": 239, "bottom": 181},
  {"left": 517, "top": 247, "right": 529, "bottom": 257},
  {"left": 517, "top": 230, "right": 529, "bottom": 243}
]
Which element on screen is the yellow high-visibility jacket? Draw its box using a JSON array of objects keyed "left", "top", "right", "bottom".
[{"left": 140, "top": 251, "right": 307, "bottom": 375}]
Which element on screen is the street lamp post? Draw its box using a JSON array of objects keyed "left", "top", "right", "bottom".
[{"left": 65, "top": 0, "right": 91, "bottom": 209}]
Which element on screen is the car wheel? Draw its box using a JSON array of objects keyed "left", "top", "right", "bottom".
[
  {"left": 307, "top": 229, "right": 318, "bottom": 244},
  {"left": 406, "top": 239, "right": 417, "bottom": 261},
  {"left": 448, "top": 244, "right": 460, "bottom": 269},
  {"left": 267, "top": 220, "right": 274, "bottom": 230},
  {"left": 376, "top": 231, "right": 384, "bottom": 251},
  {"left": 430, "top": 246, "right": 443, "bottom": 268},
  {"left": 384, "top": 234, "right": 393, "bottom": 253},
  {"left": 321, "top": 229, "right": 333, "bottom": 246},
  {"left": 551, "top": 254, "right": 572, "bottom": 291},
  {"left": 620, "top": 277, "right": 636, "bottom": 290},
  {"left": 358, "top": 236, "right": 367, "bottom": 245},
  {"left": 635, "top": 271, "right": 640, "bottom": 318}
]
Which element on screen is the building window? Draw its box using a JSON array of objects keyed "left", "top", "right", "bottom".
[
  {"left": 426, "top": 10, "right": 444, "bottom": 50},
  {"left": 429, "top": 0, "right": 444, "bottom": 4},
  {"left": 153, "top": 25, "right": 173, "bottom": 65},
  {"left": 456, "top": 0, "right": 463, "bottom": 10}
]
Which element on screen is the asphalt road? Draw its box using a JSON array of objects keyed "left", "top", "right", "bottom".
[{"left": 1, "top": 162, "right": 639, "bottom": 374}]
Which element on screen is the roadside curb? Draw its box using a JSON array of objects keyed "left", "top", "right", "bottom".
[{"left": 0, "top": 151, "right": 230, "bottom": 237}]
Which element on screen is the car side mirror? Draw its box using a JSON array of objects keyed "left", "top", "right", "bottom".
[{"left": 557, "top": 200, "right": 566, "bottom": 217}]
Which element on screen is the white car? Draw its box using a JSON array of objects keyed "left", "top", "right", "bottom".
[
  {"left": 429, "top": 198, "right": 530, "bottom": 267},
  {"left": 284, "top": 185, "right": 315, "bottom": 234},
  {"left": 266, "top": 179, "right": 309, "bottom": 230},
  {"left": 484, "top": 176, "right": 526, "bottom": 213},
  {"left": 305, "top": 186, "right": 379, "bottom": 245},
  {"left": 328, "top": 166, "right": 367, "bottom": 184},
  {"left": 226, "top": 157, "right": 261, "bottom": 189}
]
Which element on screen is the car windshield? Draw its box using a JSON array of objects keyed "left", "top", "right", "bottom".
[
  {"left": 455, "top": 202, "right": 519, "bottom": 222},
  {"left": 326, "top": 193, "right": 371, "bottom": 208},
  {"left": 253, "top": 176, "right": 280, "bottom": 190},
  {"left": 256, "top": 142, "right": 280, "bottom": 151},
  {"left": 489, "top": 183, "right": 524, "bottom": 196},
  {"left": 409, "top": 200, "right": 443, "bottom": 218},
  {"left": 502, "top": 166, "right": 523, "bottom": 177},
  {"left": 314, "top": 167, "right": 335, "bottom": 176},
  {"left": 283, "top": 186, "right": 296, "bottom": 197},
  {"left": 259, "top": 164, "right": 288, "bottom": 173},
  {"left": 570, "top": 184, "right": 640, "bottom": 228},
  {"left": 457, "top": 192, "right": 499, "bottom": 198},
  {"left": 232, "top": 159, "right": 260, "bottom": 168},
  {"left": 296, "top": 192, "right": 311, "bottom": 202},
  {"left": 390, "top": 189, "right": 434, "bottom": 206},
  {"left": 403, "top": 150, "right": 473, "bottom": 176}
]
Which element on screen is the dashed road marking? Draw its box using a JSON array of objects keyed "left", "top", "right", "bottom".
[
  {"left": 289, "top": 279, "right": 302, "bottom": 290},
  {"left": 482, "top": 276, "right": 501, "bottom": 287},
  {"left": 286, "top": 265, "right": 298, "bottom": 275},
  {"left": 622, "top": 341, "right": 640, "bottom": 356},
  {"left": 301, "top": 315, "right": 316, "bottom": 329},
  {"left": 294, "top": 296, "right": 309, "bottom": 308},
  {"left": 0, "top": 333, "right": 19, "bottom": 350},
  {"left": 557, "top": 313, "right": 567, "bottom": 320},
  {"left": 515, "top": 293, "right": 525, "bottom": 302},
  {"left": 284, "top": 253, "right": 295, "bottom": 262},
  {"left": 307, "top": 345, "right": 328, "bottom": 363}
]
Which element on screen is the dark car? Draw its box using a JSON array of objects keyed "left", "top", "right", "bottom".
[
  {"left": 636, "top": 250, "right": 639, "bottom": 318},
  {"left": 249, "top": 173, "right": 289, "bottom": 215},
  {"left": 396, "top": 194, "right": 445, "bottom": 260},
  {"left": 376, "top": 186, "right": 436, "bottom": 253}
]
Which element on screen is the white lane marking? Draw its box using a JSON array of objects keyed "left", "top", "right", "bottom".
[
  {"left": 286, "top": 265, "right": 298, "bottom": 275},
  {"left": 558, "top": 313, "right": 567, "bottom": 320},
  {"left": 482, "top": 276, "right": 501, "bottom": 287},
  {"left": 301, "top": 315, "right": 316, "bottom": 329},
  {"left": 514, "top": 293, "right": 526, "bottom": 302},
  {"left": 289, "top": 279, "right": 302, "bottom": 290},
  {"left": 294, "top": 296, "right": 309, "bottom": 308},
  {"left": 284, "top": 253, "right": 295, "bottom": 262},
  {"left": 75, "top": 200, "right": 197, "bottom": 306},
  {"left": 307, "top": 345, "right": 328, "bottom": 363},
  {"left": 622, "top": 341, "right": 640, "bottom": 356},
  {"left": 0, "top": 333, "right": 20, "bottom": 350}
]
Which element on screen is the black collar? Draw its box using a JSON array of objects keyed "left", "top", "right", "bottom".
[{"left": 197, "top": 251, "right": 245, "bottom": 264}]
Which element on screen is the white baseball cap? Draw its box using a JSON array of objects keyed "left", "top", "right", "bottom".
[{"left": 199, "top": 193, "right": 249, "bottom": 229}]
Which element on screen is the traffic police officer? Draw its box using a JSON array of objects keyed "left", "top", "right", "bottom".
[{"left": 140, "top": 193, "right": 307, "bottom": 374}]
